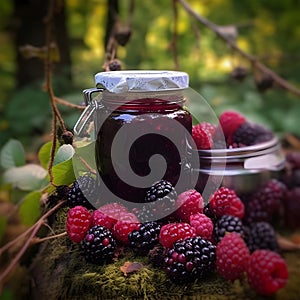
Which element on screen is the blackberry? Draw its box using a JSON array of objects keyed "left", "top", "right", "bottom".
[
  {"left": 203, "top": 203, "right": 217, "bottom": 222},
  {"left": 213, "top": 215, "right": 244, "bottom": 243},
  {"left": 145, "top": 180, "right": 177, "bottom": 202},
  {"left": 128, "top": 221, "right": 161, "bottom": 254},
  {"left": 148, "top": 244, "right": 166, "bottom": 267},
  {"left": 138, "top": 180, "right": 177, "bottom": 222},
  {"left": 67, "top": 175, "right": 98, "bottom": 209},
  {"left": 81, "top": 225, "right": 116, "bottom": 264},
  {"left": 244, "top": 222, "right": 278, "bottom": 253},
  {"left": 164, "top": 236, "right": 216, "bottom": 283},
  {"left": 245, "top": 179, "right": 287, "bottom": 224},
  {"left": 232, "top": 122, "right": 273, "bottom": 147}
]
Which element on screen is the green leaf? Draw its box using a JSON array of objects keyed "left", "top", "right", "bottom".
[
  {"left": 3, "top": 164, "right": 48, "bottom": 191},
  {"left": 72, "top": 142, "right": 96, "bottom": 176},
  {"left": 51, "top": 159, "right": 75, "bottom": 186},
  {"left": 19, "top": 191, "right": 42, "bottom": 225},
  {"left": 0, "top": 139, "right": 25, "bottom": 169},
  {"left": 38, "top": 141, "right": 59, "bottom": 169},
  {"left": 53, "top": 144, "right": 75, "bottom": 166}
]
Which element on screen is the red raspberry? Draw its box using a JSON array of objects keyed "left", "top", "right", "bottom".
[
  {"left": 209, "top": 187, "right": 245, "bottom": 219},
  {"left": 66, "top": 206, "right": 92, "bottom": 243},
  {"left": 175, "top": 189, "right": 204, "bottom": 222},
  {"left": 219, "top": 110, "right": 246, "bottom": 144},
  {"left": 112, "top": 212, "right": 140, "bottom": 245},
  {"left": 99, "top": 202, "right": 129, "bottom": 219},
  {"left": 189, "top": 213, "right": 213, "bottom": 241},
  {"left": 159, "top": 222, "right": 196, "bottom": 248},
  {"left": 216, "top": 232, "right": 250, "bottom": 281},
  {"left": 246, "top": 250, "right": 288, "bottom": 295},
  {"left": 91, "top": 210, "right": 116, "bottom": 231},
  {"left": 192, "top": 122, "right": 216, "bottom": 150}
]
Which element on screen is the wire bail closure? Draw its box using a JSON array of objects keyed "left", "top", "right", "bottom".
[{"left": 73, "top": 88, "right": 103, "bottom": 136}]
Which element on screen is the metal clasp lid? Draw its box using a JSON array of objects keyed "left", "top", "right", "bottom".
[{"left": 74, "top": 88, "right": 103, "bottom": 136}]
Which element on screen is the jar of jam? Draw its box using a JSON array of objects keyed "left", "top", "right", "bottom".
[{"left": 75, "top": 71, "right": 194, "bottom": 203}]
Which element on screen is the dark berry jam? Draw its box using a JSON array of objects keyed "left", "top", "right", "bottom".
[{"left": 95, "top": 98, "right": 192, "bottom": 202}]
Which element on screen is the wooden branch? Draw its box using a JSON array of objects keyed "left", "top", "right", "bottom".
[{"left": 177, "top": 0, "right": 300, "bottom": 98}]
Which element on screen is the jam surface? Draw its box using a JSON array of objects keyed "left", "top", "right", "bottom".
[{"left": 95, "top": 99, "right": 192, "bottom": 202}]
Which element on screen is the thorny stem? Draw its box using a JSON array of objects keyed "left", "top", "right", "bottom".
[
  {"left": 0, "top": 200, "right": 66, "bottom": 284},
  {"left": 177, "top": 0, "right": 300, "bottom": 98},
  {"left": 44, "top": 0, "right": 68, "bottom": 186},
  {"left": 32, "top": 231, "right": 67, "bottom": 244}
]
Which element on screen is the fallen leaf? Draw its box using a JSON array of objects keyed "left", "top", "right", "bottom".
[{"left": 120, "top": 261, "right": 144, "bottom": 276}]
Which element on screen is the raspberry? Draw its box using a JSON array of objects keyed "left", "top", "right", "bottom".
[
  {"left": 164, "top": 236, "right": 216, "bottom": 283},
  {"left": 128, "top": 221, "right": 161, "bottom": 254},
  {"left": 189, "top": 213, "right": 213, "bottom": 241},
  {"left": 192, "top": 122, "right": 216, "bottom": 150},
  {"left": 246, "top": 250, "right": 288, "bottom": 295},
  {"left": 209, "top": 187, "right": 245, "bottom": 219},
  {"left": 66, "top": 206, "right": 92, "bottom": 243},
  {"left": 112, "top": 212, "right": 140, "bottom": 245},
  {"left": 159, "top": 222, "right": 196, "bottom": 248},
  {"left": 245, "top": 179, "right": 287, "bottom": 224},
  {"left": 138, "top": 180, "right": 177, "bottom": 222},
  {"left": 91, "top": 210, "right": 116, "bottom": 231},
  {"left": 218, "top": 110, "right": 246, "bottom": 144},
  {"left": 213, "top": 215, "right": 244, "bottom": 243},
  {"left": 244, "top": 222, "right": 279, "bottom": 253},
  {"left": 91, "top": 202, "right": 129, "bottom": 230},
  {"left": 67, "top": 175, "right": 98, "bottom": 209},
  {"left": 216, "top": 232, "right": 250, "bottom": 281},
  {"left": 175, "top": 189, "right": 204, "bottom": 222},
  {"left": 231, "top": 122, "right": 273, "bottom": 147},
  {"left": 81, "top": 225, "right": 116, "bottom": 264}
]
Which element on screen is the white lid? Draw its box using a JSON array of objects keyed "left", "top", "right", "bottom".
[{"left": 94, "top": 70, "right": 189, "bottom": 93}]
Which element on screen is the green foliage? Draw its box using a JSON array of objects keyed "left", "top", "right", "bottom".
[
  {"left": 0, "top": 139, "right": 25, "bottom": 169},
  {"left": 19, "top": 191, "right": 42, "bottom": 225},
  {"left": 3, "top": 164, "right": 48, "bottom": 191}
]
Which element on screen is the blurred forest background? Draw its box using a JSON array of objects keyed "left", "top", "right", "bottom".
[{"left": 0, "top": 0, "right": 300, "bottom": 152}]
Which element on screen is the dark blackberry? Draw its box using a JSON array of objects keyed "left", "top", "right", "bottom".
[
  {"left": 128, "top": 221, "right": 161, "bottom": 254},
  {"left": 138, "top": 180, "right": 177, "bottom": 222},
  {"left": 283, "top": 187, "right": 300, "bottom": 229},
  {"left": 81, "top": 225, "right": 116, "bottom": 264},
  {"left": 67, "top": 175, "right": 98, "bottom": 209},
  {"left": 164, "top": 236, "right": 216, "bottom": 283},
  {"left": 148, "top": 244, "right": 166, "bottom": 267},
  {"left": 244, "top": 222, "right": 278, "bottom": 253},
  {"left": 145, "top": 180, "right": 177, "bottom": 202},
  {"left": 232, "top": 122, "right": 273, "bottom": 147},
  {"left": 245, "top": 179, "right": 287, "bottom": 224},
  {"left": 213, "top": 215, "right": 244, "bottom": 243},
  {"left": 203, "top": 203, "right": 217, "bottom": 222},
  {"left": 47, "top": 185, "right": 70, "bottom": 208}
]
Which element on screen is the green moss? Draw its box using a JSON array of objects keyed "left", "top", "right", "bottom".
[{"left": 29, "top": 208, "right": 300, "bottom": 300}]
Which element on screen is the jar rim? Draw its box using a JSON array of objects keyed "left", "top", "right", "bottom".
[
  {"left": 197, "top": 136, "right": 280, "bottom": 159},
  {"left": 94, "top": 70, "right": 189, "bottom": 93}
]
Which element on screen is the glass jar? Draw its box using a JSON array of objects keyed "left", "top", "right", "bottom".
[
  {"left": 76, "top": 71, "right": 193, "bottom": 203},
  {"left": 194, "top": 136, "right": 285, "bottom": 203}
]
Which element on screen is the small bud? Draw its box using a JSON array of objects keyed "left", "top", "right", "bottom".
[{"left": 62, "top": 130, "right": 73, "bottom": 145}]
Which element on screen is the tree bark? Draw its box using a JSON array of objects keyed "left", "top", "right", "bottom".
[{"left": 13, "top": 0, "right": 72, "bottom": 88}]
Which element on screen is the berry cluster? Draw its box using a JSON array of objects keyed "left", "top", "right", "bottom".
[
  {"left": 192, "top": 110, "right": 274, "bottom": 149},
  {"left": 62, "top": 175, "right": 289, "bottom": 296},
  {"left": 281, "top": 151, "right": 300, "bottom": 228}
]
